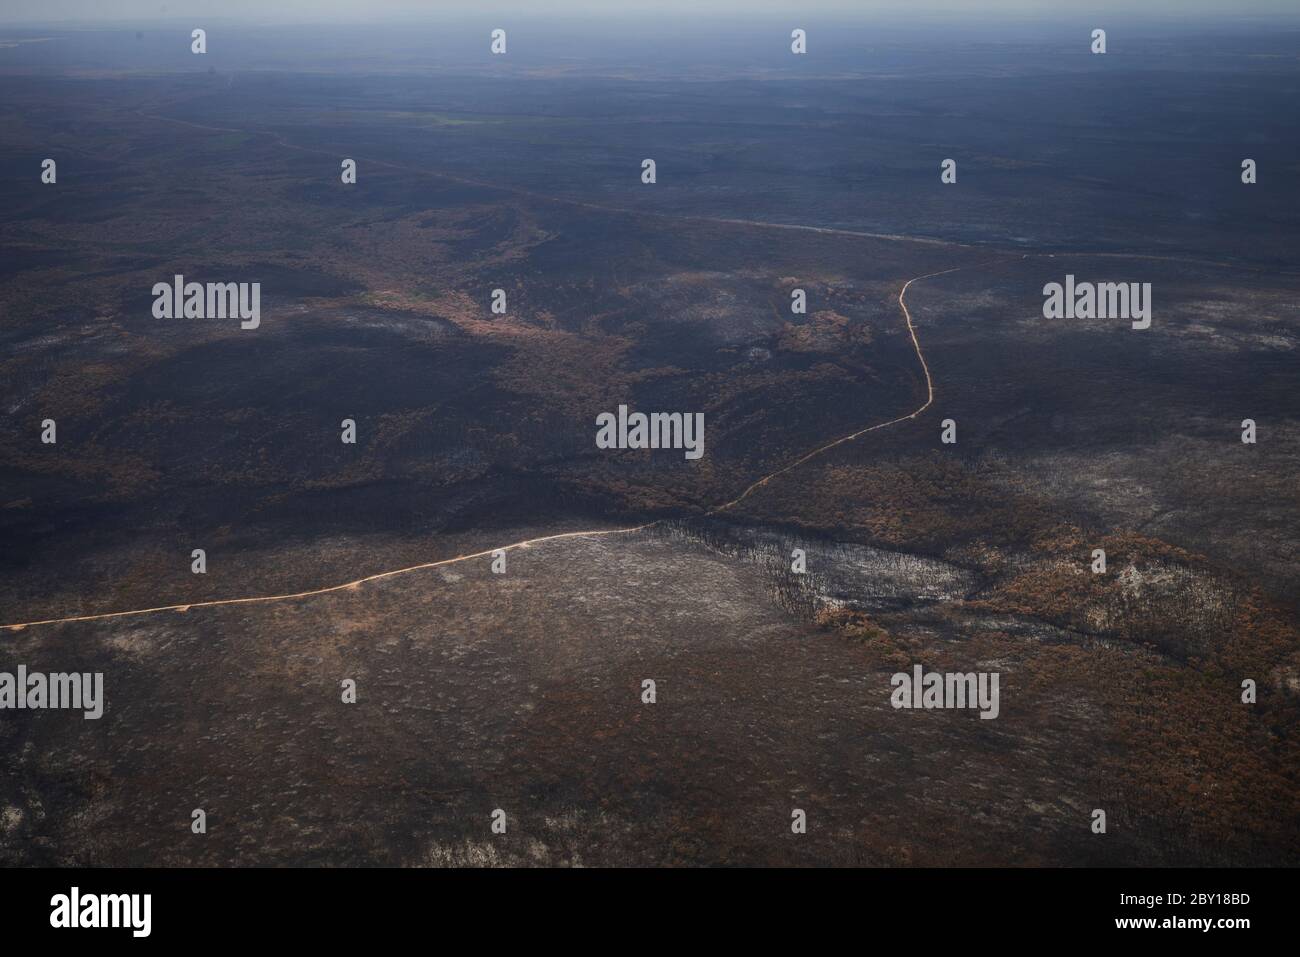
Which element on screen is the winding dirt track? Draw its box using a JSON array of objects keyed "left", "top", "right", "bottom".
[
  {"left": 3, "top": 255, "right": 977, "bottom": 631},
  {"left": 1, "top": 107, "right": 1279, "bottom": 631}
]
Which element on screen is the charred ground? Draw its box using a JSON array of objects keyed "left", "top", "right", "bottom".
[{"left": 1, "top": 23, "right": 1298, "bottom": 865}]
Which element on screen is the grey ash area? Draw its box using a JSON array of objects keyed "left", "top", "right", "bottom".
[{"left": 2, "top": 525, "right": 1155, "bottom": 866}]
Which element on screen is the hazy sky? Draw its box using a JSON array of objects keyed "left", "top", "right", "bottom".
[{"left": 3, "top": 0, "right": 1298, "bottom": 24}]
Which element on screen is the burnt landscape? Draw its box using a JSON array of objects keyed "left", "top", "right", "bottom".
[{"left": 1, "top": 16, "right": 1298, "bottom": 868}]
